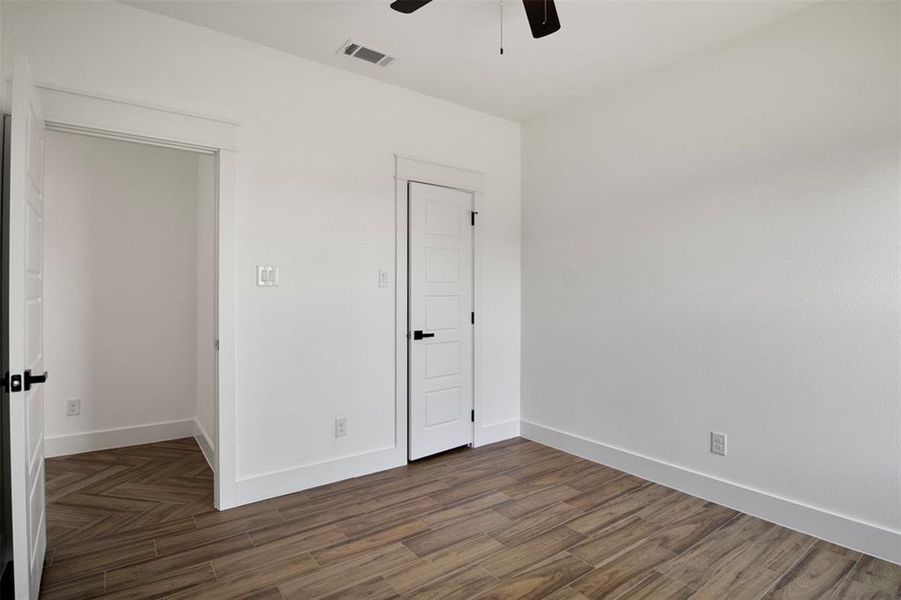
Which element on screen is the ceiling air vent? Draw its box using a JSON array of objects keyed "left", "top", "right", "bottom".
[{"left": 338, "top": 40, "right": 395, "bottom": 67}]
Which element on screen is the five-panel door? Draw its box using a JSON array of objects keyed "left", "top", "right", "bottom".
[
  {"left": 8, "top": 54, "right": 47, "bottom": 599},
  {"left": 408, "top": 181, "right": 473, "bottom": 460}
]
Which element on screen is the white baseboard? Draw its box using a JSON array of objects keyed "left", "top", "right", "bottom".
[
  {"left": 475, "top": 418, "right": 521, "bottom": 447},
  {"left": 234, "top": 419, "right": 521, "bottom": 506},
  {"left": 193, "top": 418, "right": 215, "bottom": 470},
  {"left": 235, "top": 446, "right": 406, "bottom": 506},
  {"left": 521, "top": 419, "right": 901, "bottom": 566},
  {"left": 45, "top": 419, "right": 195, "bottom": 458}
]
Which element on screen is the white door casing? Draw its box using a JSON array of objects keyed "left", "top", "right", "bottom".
[
  {"left": 34, "top": 83, "right": 238, "bottom": 508},
  {"left": 408, "top": 182, "right": 473, "bottom": 460},
  {"left": 8, "top": 54, "right": 47, "bottom": 599}
]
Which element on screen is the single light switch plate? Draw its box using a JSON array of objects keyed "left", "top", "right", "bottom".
[
  {"left": 66, "top": 399, "right": 81, "bottom": 417},
  {"left": 335, "top": 417, "right": 348, "bottom": 437},
  {"left": 710, "top": 432, "right": 727, "bottom": 456},
  {"left": 379, "top": 269, "right": 391, "bottom": 288},
  {"left": 256, "top": 265, "right": 279, "bottom": 287}
]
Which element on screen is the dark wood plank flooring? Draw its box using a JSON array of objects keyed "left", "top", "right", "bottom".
[{"left": 40, "top": 437, "right": 901, "bottom": 599}]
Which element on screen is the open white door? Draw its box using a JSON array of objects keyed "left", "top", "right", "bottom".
[
  {"left": 7, "top": 54, "right": 47, "bottom": 599},
  {"left": 408, "top": 182, "right": 473, "bottom": 460}
]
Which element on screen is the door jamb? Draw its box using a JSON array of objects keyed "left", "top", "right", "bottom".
[
  {"left": 35, "top": 83, "right": 239, "bottom": 509},
  {"left": 394, "top": 155, "right": 484, "bottom": 460}
]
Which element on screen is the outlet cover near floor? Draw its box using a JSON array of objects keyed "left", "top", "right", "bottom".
[
  {"left": 335, "top": 417, "right": 348, "bottom": 437},
  {"left": 710, "top": 431, "right": 727, "bottom": 456},
  {"left": 66, "top": 399, "right": 81, "bottom": 417}
]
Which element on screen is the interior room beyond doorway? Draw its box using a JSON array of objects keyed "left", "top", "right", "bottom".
[{"left": 42, "top": 131, "right": 216, "bottom": 466}]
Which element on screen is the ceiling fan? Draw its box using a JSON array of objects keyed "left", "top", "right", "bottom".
[{"left": 389, "top": 0, "right": 561, "bottom": 40}]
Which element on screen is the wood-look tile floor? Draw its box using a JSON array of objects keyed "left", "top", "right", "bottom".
[{"left": 40, "top": 437, "right": 900, "bottom": 599}]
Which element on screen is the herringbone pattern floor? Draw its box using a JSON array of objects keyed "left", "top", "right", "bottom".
[{"left": 40, "top": 437, "right": 900, "bottom": 599}]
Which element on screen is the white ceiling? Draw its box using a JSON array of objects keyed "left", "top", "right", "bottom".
[{"left": 122, "top": 0, "right": 813, "bottom": 122}]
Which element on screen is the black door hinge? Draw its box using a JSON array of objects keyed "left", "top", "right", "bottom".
[
  {"left": 471, "top": 409, "right": 475, "bottom": 422},
  {"left": 471, "top": 211, "right": 478, "bottom": 226},
  {"left": 471, "top": 312, "right": 475, "bottom": 325}
]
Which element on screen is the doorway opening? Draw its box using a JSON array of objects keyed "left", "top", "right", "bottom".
[
  {"left": 42, "top": 131, "right": 218, "bottom": 472},
  {"left": 3, "top": 64, "right": 238, "bottom": 596}
]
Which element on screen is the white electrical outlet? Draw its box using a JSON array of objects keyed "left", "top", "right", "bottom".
[
  {"left": 710, "top": 432, "right": 727, "bottom": 456},
  {"left": 335, "top": 417, "right": 348, "bottom": 438},
  {"left": 378, "top": 269, "right": 390, "bottom": 288},
  {"left": 66, "top": 399, "right": 81, "bottom": 417}
]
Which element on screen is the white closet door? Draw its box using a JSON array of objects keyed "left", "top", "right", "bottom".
[{"left": 408, "top": 182, "right": 473, "bottom": 460}]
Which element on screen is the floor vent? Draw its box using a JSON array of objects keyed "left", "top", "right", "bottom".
[{"left": 338, "top": 40, "right": 395, "bottom": 67}]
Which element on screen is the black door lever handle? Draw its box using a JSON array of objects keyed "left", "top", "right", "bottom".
[
  {"left": 413, "top": 330, "right": 435, "bottom": 340},
  {"left": 23, "top": 369, "right": 48, "bottom": 391}
]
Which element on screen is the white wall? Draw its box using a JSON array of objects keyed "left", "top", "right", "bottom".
[
  {"left": 7, "top": 0, "right": 520, "bottom": 499},
  {"left": 195, "top": 154, "right": 216, "bottom": 460},
  {"left": 43, "top": 131, "right": 204, "bottom": 453},
  {"left": 522, "top": 1, "right": 900, "bottom": 560},
  {"left": 0, "top": 0, "right": 6, "bottom": 112}
]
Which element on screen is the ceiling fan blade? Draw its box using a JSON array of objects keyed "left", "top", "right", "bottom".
[
  {"left": 522, "top": 0, "right": 561, "bottom": 38},
  {"left": 390, "top": 0, "right": 434, "bottom": 14}
]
